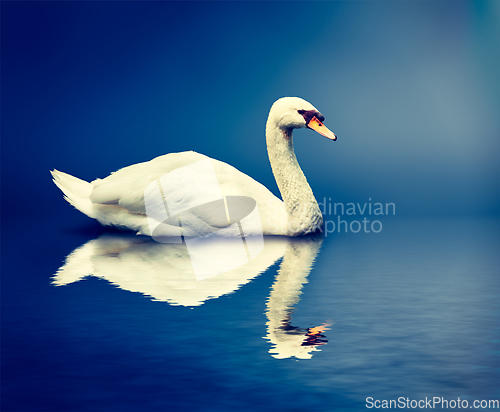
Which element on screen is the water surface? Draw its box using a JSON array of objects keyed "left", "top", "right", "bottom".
[{"left": 2, "top": 217, "right": 499, "bottom": 411}]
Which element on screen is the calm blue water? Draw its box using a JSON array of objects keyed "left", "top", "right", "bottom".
[{"left": 2, "top": 216, "right": 499, "bottom": 411}]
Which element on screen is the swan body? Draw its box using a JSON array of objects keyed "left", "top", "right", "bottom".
[{"left": 52, "top": 97, "right": 336, "bottom": 237}]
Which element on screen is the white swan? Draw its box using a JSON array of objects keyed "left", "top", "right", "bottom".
[{"left": 51, "top": 97, "right": 336, "bottom": 237}]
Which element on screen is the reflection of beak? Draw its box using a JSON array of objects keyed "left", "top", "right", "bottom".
[
  {"left": 307, "top": 116, "right": 337, "bottom": 140},
  {"left": 308, "top": 322, "right": 333, "bottom": 336}
]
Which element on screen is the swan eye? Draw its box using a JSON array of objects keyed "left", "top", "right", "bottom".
[{"left": 298, "top": 109, "right": 322, "bottom": 125}]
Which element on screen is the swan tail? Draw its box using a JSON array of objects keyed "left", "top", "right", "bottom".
[
  {"left": 51, "top": 169, "right": 96, "bottom": 218},
  {"left": 52, "top": 239, "right": 96, "bottom": 286}
]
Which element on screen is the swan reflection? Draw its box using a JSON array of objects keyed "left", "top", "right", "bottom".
[
  {"left": 53, "top": 234, "right": 286, "bottom": 306},
  {"left": 54, "top": 234, "right": 330, "bottom": 358},
  {"left": 265, "top": 236, "right": 332, "bottom": 359}
]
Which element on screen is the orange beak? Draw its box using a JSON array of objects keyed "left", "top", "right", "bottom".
[{"left": 307, "top": 116, "right": 337, "bottom": 141}]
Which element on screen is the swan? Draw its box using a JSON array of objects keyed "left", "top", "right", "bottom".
[{"left": 51, "top": 97, "right": 336, "bottom": 237}]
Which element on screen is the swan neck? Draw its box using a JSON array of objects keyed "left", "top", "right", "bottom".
[{"left": 266, "top": 119, "right": 323, "bottom": 236}]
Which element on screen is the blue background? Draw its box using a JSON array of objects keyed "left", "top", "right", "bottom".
[
  {"left": 2, "top": 2, "right": 500, "bottom": 412},
  {"left": 2, "top": 1, "right": 499, "bottom": 221}
]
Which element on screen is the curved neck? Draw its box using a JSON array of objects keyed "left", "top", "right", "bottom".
[{"left": 266, "top": 119, "right": 323, "bottom": 236}]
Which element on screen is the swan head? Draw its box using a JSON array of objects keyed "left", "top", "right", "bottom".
[{"left": 269, "top": 97, "right": 337, "bottom": 140}]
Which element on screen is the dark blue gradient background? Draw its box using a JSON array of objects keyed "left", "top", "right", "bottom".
[
  {"left": 2, "top": 2, "right": 500, "bottom": 412},
  {"left": 2, "top": 1, "right": 499, "bottom": 221}
]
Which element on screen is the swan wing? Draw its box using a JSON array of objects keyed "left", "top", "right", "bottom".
[
  {"left": 90, "top": 151, "right": 209, "bottom": 213},
  {"left": 87, "top": 151, "right": 286, "bottom": 235}
]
